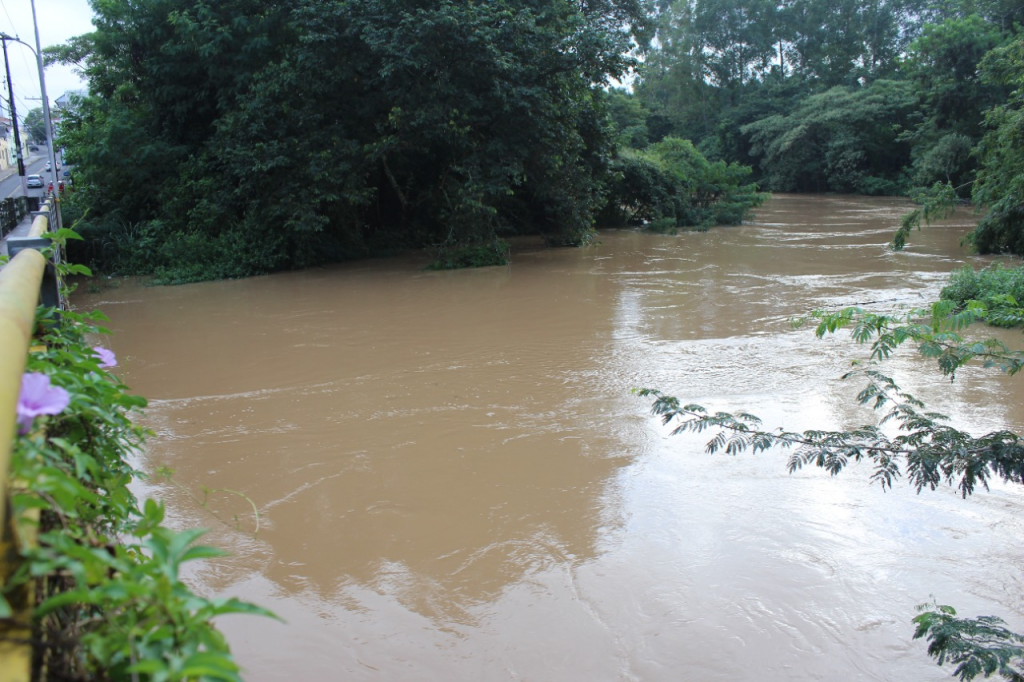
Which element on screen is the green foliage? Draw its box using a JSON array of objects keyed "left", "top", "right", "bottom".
[
  {"left": 892, "top": 35, "right": 1024, "bottom": 259},
  {"left": 741, "top": 80, "right": 918, "bottom": 193},
  {"left": 901, "top": 15, "right": 1010, "bottom": 193},
  {"left": 646, "top": 217, "right": 680, "bottom": 234},
  {"left": 637, "top": 294, "right": 1024, "bottom": 678},
  {"left": 426, "top": 239, "right": 511, "bottom": 270},
  {"left": 601, "top": 138, "right": 766, "bottom": 229},
  {"left": 6, "top": 231, "right": 272, "bottom": 677},
  {"left": 911, "top": 133, "right": 975, "bottom": 190},
  {"left": 969, "top": 40, "right": 1024, "bottom": 256},
  {"left": 913, "top": 603, "right": 1024, "bottom": 681},
  {"left": 941, "top": 263, "right": 1024, "bottom": 327},
  {"left": 57, "top": 0, "right": 648, "bottom": 280},
  {"left": 24, "top": 107, "right": 47, "bottom": 144},
  {"left": 634, "top": 0, "right": 931, "bottom": 163},
  {"left": 604, "top": 88, "right": 651, "bottom": 149}
]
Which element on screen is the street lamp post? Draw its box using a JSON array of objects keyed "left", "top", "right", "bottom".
[{"left": 30, "top": 0, "right": 60, "bottom": 229}]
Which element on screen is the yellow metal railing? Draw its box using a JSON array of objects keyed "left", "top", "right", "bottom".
[{"left": 0, "top": 201, "right": 56, "bottom": 682}]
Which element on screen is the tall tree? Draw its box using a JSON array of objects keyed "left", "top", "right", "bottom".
[
  {"left": 23, "top": 107, "right": 46, "bottom": 144},
  {"left": 741, "top": 79, "right": 918, "bottom": 193},
  {"left": 58, "top": 0, "right": 651, "bottom": 279},
  {"left": 968, "top": 39, "right": 1024, "bottom": 254},
  {"left": 902, "top": 15, "right": 1009, "bottom": 190}
]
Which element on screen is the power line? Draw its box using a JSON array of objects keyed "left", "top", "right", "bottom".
[
  {"left": 0, "top": 0, "right": 43, "bottom": 105},
  {"left": 0, "top": 0, "right": 15, "bottom": 36}
]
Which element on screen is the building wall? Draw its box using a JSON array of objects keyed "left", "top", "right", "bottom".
[{"left": 0, "top": 136, "right": 10, "bottom": 171}]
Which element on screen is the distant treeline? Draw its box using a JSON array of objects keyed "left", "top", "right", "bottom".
[
  {"left": 50, "top": 0, "right": 1024, "bottom": 280},
  {"left": 625, "top": 0, "right": 1024, "bottom": 254}
]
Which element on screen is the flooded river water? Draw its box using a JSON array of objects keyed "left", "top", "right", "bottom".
[{"left": 77, "top": 194, "right": 1024, "bottom": 680}]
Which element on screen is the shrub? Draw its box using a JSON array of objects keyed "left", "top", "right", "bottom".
[
  {"left": 646, "top": 217, "right": 678, "bottom": 235},
  {"left": 601, "top": 139, "right": 766, "bottom": 230},
  {"left": 426, "top": 239, "right": 511, "bottom": 270},
  {"left": 941, "top": 263, "right": 1024, "bottom": 326}
]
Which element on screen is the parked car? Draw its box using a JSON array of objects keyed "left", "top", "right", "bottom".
[{"left": 26, "top": 174, "right": 44, "bottom": 188}]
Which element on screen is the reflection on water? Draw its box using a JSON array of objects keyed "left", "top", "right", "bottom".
[{"left": 79, "top": 195, "right": 1024, "bottom": 680}]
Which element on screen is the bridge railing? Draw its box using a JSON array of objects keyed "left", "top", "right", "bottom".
[
  {"left": 0, "top": 199, "right": 60, "bottom": 682},
  {"left": 0, "top": 198, "right": 30, "bottom": 240}
]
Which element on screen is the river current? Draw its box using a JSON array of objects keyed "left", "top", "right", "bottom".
[{"left": 76, "top": 194, "right": 1024, "bottom": 681}]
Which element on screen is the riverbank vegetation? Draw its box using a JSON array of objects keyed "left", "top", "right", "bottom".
[
  {"left": 630, "top": 0, "right": 1024, "bottom": 236},
  {"left": 49, "top": 0, "right": 763, "bottom": 283},
  {"left": 49, "top": 0, "right": 1024, "bottom": 278},
  {"left": 942, "top": 263, "right": 1024, "bottom": 326}
]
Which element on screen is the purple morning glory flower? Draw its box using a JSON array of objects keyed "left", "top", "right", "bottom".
[
  {"left": 16, "top": 373, "right": 70, "bottom": 435},
  {"left": 92, "top": 346, "right": 117, "bottom": 369}
]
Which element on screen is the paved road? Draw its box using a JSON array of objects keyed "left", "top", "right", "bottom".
[
  {"left": 0, "top": 155, "right": 63, "bottom": 202},
  {"left": 0, "top": 155, "right": 69, "bottom": 256}
]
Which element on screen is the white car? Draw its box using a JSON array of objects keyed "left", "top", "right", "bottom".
[{"left": 26, "top": 174, "right": 44, "bottom": 188}]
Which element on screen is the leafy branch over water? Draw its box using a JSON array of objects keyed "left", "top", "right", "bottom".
[
  {"left": 638, "top": 300, "right": 1024, "bottom": 680},
  {"left": 892, "top": 181, "right": 962, "bottom": 251}
]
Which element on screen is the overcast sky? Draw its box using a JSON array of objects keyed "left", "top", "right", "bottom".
[{"left": 0, "top": 0, "right": 94, "bottom": 123}]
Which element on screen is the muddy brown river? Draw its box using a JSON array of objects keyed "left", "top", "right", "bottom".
[{"left": 76, "top": 194, "right": 1024, "bottom": 681}]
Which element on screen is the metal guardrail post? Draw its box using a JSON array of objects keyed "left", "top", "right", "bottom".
[
  {"left": 0, "top": 246, "right": 47, "bottom": 682},
  {"left": 6, "top": 200, "right": 61, "bottom": 312},
  {"left": 6, "top": 238, "right": 57, "bottom": 311}
]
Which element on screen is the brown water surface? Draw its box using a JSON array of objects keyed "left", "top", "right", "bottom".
[{"left": 77, "top": 195, "right": 1024, "bottom": 681}]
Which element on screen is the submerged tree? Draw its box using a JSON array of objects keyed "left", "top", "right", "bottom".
[{"left": 601, "top": 137, "right": 765, "bottom": 228}]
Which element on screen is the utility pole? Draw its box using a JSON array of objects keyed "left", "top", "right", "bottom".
[
  {"left": 1, "top": 36, "right": 27, "bottom": 197},
  {"left": 30, "top": 0, "right": 60, "bottom": 228},
  {"left": 0, "top": 1, "right": 63, "bottom": 224}
]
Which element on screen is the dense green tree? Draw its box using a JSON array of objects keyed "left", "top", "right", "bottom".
[
  {"left": 23, "top": 107, "right": 46, "bottom": 144},
  {"left": 781, "top": 0, "right": 925, "bottom": 85},
  {"left": 56, "top": 0, "right": 291, "bottom": 277},
  {"left": 59, "top": 0, "right": 657, "bottom": 280},
  {"left": 741, "top": 79, "right": 917, "bottom": 193},
  {"left": 902, "top": 15, "right": 1010, "bottom": 191},
  {"left": 600, "top": 137, "right": 765, "bottom": 227},
  {"left": 605, "top": 88, "right": 652, "bottom": 148},
  {"left": 632, "top": 0, "right": 1024, "bottom": 209},
  {"left": 690, "top": 0, "right": 779, "bottom": 90},
  {"left": 968, "top": 39, "right": 1024, "bottom": 255}
]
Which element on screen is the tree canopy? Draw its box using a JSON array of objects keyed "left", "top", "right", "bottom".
[
  {"left": 629, "top": 0, "right": 1024, "bottom": 254},
  {"left": 52, "top": 0, "right": 784, "bottom": 281},
  {"left": 52, "top": 0, "right": 651, "bottom": 279},
  {"left": 24, "top": 107, "right": 46, "bottom": 144}
]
